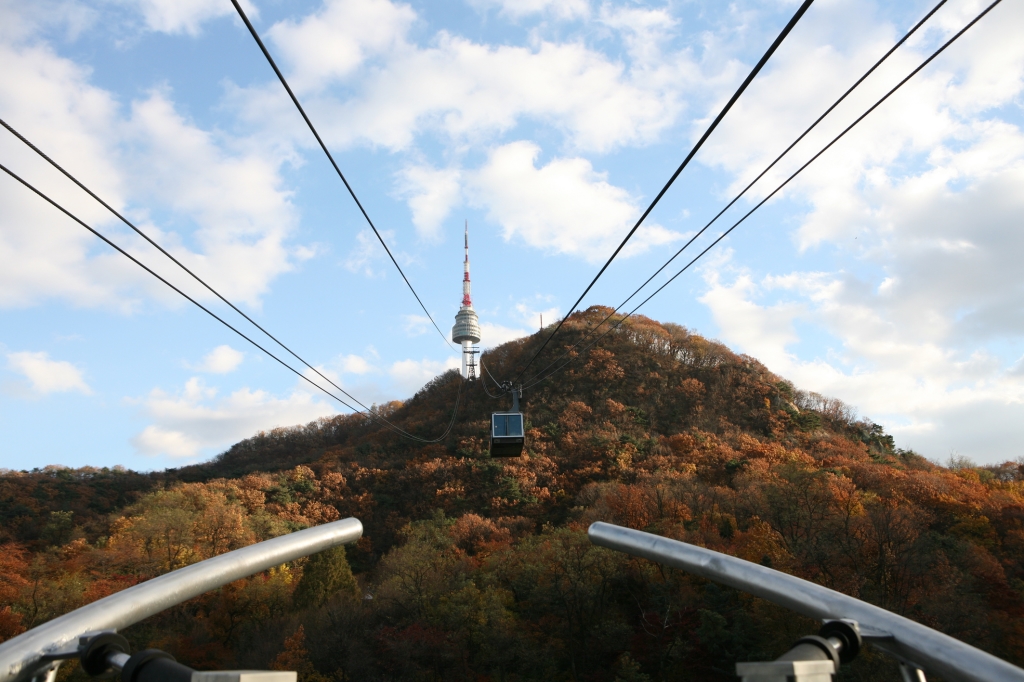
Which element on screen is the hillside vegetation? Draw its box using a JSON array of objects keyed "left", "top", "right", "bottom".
[{"left": 2, "top": 307, "right": 1023, "bottom": 681}]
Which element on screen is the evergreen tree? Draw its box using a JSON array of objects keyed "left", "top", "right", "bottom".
[{"left": 293, "top": 545, "right": 358, "bottom": 610}]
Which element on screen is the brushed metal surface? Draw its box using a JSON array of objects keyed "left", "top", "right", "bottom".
[
  {"left": 588, "top": 521, "right": 1024, "bottom": 682},
  {"left": 0, "top": 518, "right": 362, "bottom": 682}
]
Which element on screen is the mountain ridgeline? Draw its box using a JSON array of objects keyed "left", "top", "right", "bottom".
[
  {"left": 181, "top": 306, "right": 891, "bottom": 479},
  {"left": 2, "top": 306, "right": 1022, "bottom": 682}
]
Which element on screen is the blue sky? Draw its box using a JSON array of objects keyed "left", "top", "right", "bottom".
[{"left": 1, "top": 0, "right": 1023, "bottom": 471}]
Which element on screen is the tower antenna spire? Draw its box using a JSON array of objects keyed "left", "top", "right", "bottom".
[{"left": 452, "top": 220, "right": 481, "bottom": 379}]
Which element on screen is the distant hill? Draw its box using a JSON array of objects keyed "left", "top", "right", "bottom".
[{"left": 2, "top": 307, "right": 1022, "bottom": 682}]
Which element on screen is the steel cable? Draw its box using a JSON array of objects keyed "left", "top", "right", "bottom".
[
  {"left": 229, "top": 0, "right": 456, "bottom": 353},
  {"left": 511, "top": 0, "right": 816, "bottom": 384},
  {"left": 519, "top": 0, "right": 949, "bottom": 387},
  {"left": 478, "top": 358, "right": 508, "bottom": 399},
  {"left": 522, "top": 0, "right": 1003, "bottom": 390},
  {"left": 0, "top": 117, "right": 460, "bottom": 444},
  {"left": 0, "top": 162, "right": 462, "bottom": 444}
]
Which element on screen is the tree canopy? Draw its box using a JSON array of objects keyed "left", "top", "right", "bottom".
[{"left": 2, "top": 307, "right": 1022, "bottom": 682}]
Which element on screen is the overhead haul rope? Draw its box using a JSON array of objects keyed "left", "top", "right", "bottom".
[
  {"left": 519, "top": 0, "right": 949, "bottom": 387},
  {"left": 0, "top": 117, "right": 461, "bottom": 443},
  {"left": 229, "top": 0, "right": 456, "bottom": 353},
  {"left": 521, "top": 0, "right": 1004, "bottom": 391},
  {"left": 478, "top": 358, "right": 508, "bottom": 399},
  {"left": 0, "top": 162, "right": 462, "bottom": 444},
  {"left": 511, "top": 0, "right": 817, "bottom": 384}
]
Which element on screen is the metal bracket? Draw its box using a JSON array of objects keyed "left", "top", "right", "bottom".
[
  {"left": 900, "top": 662, "right": 927, "bottom": 682},
  {"left": 25, "top": 663, "right": 59, "bottom": 682},
  {"left": 24, "top": 631, "right": 114, "bottom": 682},
  {"left": 736, "top": 659, "right": 834, "bottom": 682},
  {"left": 498, "top": 382, "right": 522, "bottom": 412},
  {"left": 35, "top": 631, "right": 109, "bottom": 664}
]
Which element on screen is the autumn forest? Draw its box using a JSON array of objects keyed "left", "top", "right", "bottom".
[{"left": 2, "top": 307, "right": 1023, "bottom": 681}]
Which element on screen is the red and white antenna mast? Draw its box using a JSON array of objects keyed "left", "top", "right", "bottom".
[
  {"left": 463, "top": 221, "right": 472, "bottom": 307},
  {"left": 451, "top": 220, "right": 481, "bottom": 379}
]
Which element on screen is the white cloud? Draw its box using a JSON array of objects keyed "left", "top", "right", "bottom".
[
  {"left": 395, "top": 164, "right": 462, "bottom": 240},
  {"left": 0, "top": 39, "right": 138, "bottom": 310},
  {"left": 698, "top": 271, "right": 803, "bottom": 371},
  {"left": 0, "top": 37, "right": 304, "bottom": 311},
  {"left": 345, "top": 228, "right": 396, "bottom": 276},
  {"left": 480, "top": 322, "right": 531, "bottom": 348},
  {"left": 132, "top": 377, "right": 337, "bottom": 459},
  {"left": 598, "top": 4, "right": 678, "bottom": 65},
  {"left": 267, "top": 0, "right": 416, "bottom": 92},
  {"left": 469, "top": 141, "right": 680, "bottom": 262},
  {"left": 468, "top": 0, "right": 590, "bottom": 21},
  {"left": 0, "top": 1, "right": 99, "bottom": 44},
  {"left": 328, "top": 33, "right": 689, "bottom": 152},
  {"left": 229, "top": 4, "right": 697, "bottom": 154},
  {"left": 286, "top": 349, "right": 459, "bottom": 407},
  {"left": 125, "top": 0, "right": 258, "bottom": 36},
  {"left": 513, "top": 299, "right": 560, "bottom": 328},
  {"left": 403, "top": 314, "right": 432, "bottom": 337},
  {"left": 698, "top": 261, "right": 1024, "bottom": 464},
  {"left": 6, "top": 350, "right": 91, "bottom": 395},
  {"left": 133, "top": 426, "right": 203, "bottom": 460},
  {"left": 698, "top": 0, "right": 1024, "bottom": 218},
  {"left": 676, "top": 0, "right": 1024, "bottom": 464},
  {"left": 121, "top": 90, "right": 301, "bottom": 308},
  {"left": 338, "top": 353, "right": 375, "bottom": 374},
  {"left": 190, "top": 345, "right": 244, "bottom": 374},
  {"left": 388, "top": 356, "right": 461, "bottom": 396},
  {"left": 8, "top": 0, "right": 1024, "bottom": 468}
]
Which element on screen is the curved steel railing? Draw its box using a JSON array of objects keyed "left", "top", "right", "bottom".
[
  {"left": 588, "top": 521, "right": 1024, "bottom": 682},
  {"left": 0, "top": 517, "right": 363, "bottom": 682}
]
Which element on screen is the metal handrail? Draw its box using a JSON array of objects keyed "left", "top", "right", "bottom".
[
  {"left": 0, "top": 517, "right": 363, "bottom": 682},
  {"left": 588, "top": 521, "right": 1024, "bottom": 682}
]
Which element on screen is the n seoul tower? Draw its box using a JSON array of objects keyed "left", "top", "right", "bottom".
[{"left": 452, "top": 221, "right": 481, "bottom": 379}]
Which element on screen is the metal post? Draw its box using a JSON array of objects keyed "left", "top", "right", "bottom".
[
  {"left": 588, "top": 522, "right": 1023, "bottom": 682},
  {"left": 0, "top": 518, "right": 362, "bottom": 682},
  {"left": 736, "top": 619, "right": 859, "bottom": 681}
]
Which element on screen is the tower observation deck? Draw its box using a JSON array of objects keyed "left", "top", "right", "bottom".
[{"left": 452, "top": 221, "right": 481, "bottom": 379}]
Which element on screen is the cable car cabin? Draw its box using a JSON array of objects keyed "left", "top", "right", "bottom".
[{"left": 490, "top": 412, "right": 525, "bottom": 457}]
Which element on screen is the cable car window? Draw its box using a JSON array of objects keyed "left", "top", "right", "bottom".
[{"left": 492, "top": 414, "right": 524, "bottom": 438}]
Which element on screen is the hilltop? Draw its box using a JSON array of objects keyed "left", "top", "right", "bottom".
[
  {"left": 178, "top": 305, "right": 893, "bottom": 479},
  {"left": 1, "top": 307, "right": 1022, "bottom": 682}
]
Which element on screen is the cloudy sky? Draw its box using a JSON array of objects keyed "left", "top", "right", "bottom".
[{"left": 1, "top": 0, "right": 1022, "bottom": 471}]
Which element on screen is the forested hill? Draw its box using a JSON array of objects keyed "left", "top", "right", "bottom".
[
  {"left": 2, "top": 306, "right": 1023, "bottom": 681},
  {"left": 178, "top": 305, "right": 893, "bottom": 480}
]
